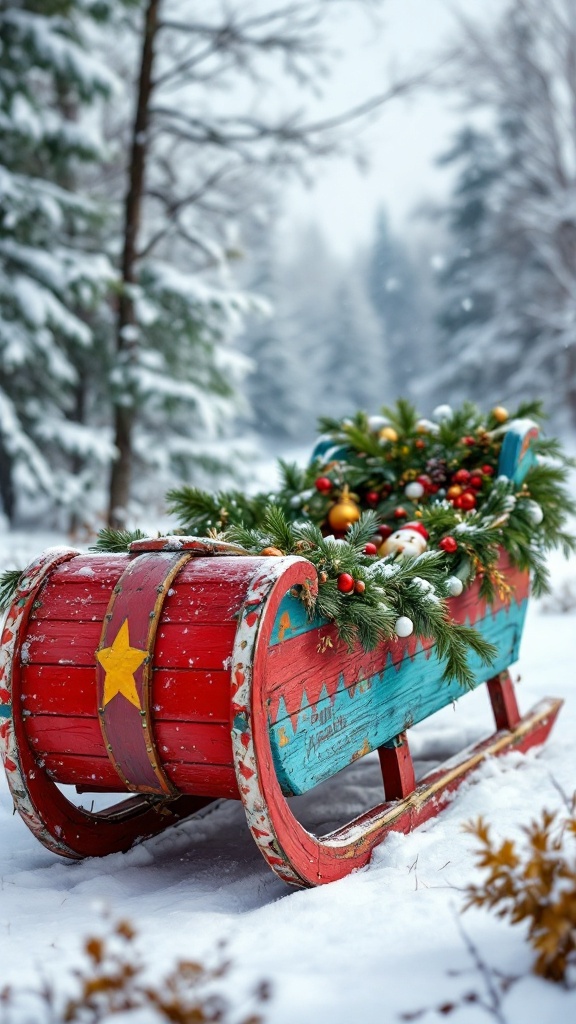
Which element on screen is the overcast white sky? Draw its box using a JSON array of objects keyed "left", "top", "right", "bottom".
[{"left": 285, "top": 0, "right": 498, "bottom": 254}]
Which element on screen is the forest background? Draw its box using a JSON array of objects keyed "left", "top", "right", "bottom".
[{"left": 2, "top": 0, "right": 576, "bottom": 535}]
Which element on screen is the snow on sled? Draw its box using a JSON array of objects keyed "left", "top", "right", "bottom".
[{"left": 0, "top": 419, "right": 563, "bottom": 887}]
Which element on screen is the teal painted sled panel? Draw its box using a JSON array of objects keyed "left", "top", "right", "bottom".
[{"left": 267, "top": 592, "right": 528, "bottom": 796}]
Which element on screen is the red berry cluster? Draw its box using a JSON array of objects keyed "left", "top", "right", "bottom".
[
  {"left": 446, "top": 465, "right": 494, "bottom": 511},
  {"left": 337, "top": 573, "right": 365, "bottom": 594}
]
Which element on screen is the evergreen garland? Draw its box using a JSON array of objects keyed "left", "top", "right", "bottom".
[{"left": 2, "top": 400, "right": 573, "bottom": 690}]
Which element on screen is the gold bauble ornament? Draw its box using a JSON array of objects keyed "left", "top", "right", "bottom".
[
  {"left": 327, "top": 486, "right": 361, "bottom": 531},
  {"left": 492, "top": 406, "right": 509, "bottom": 423},
  {"left": 379, "top": 426, "right": 399, "bottom": 443}
]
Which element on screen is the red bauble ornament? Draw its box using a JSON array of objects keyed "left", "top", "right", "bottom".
[
  {"left": 439, "top": 536, "right": 458, "bottom": 553},
  {"left": 364, "top": 542, "right": 378, "bottom": 556},
  {"left": 416, "top": 474, "right": 432, "bottom": 491},
  {"left": 469, "top": 473, "right": 483, "bottom": 490},
  {"left": 458, "top": 491, "right": 477, "bottom": 511},
  {"left": 482, "top": 464, "right": 495, "bottom": 476},
  {"left": 452, "top": 468, "right": 471, "bottom": 485},
  {"left": 415, "top": 439, "right": 427, "bottom": 450},
  {"left": 315, "top": 476, "right": 332, "bottom": 493},
  {"left": 462, "top": 436, "right": 476, "bottom": 446},
  {"left": 337, "top": 573, "right": 355, "bottom": 594},
  {"left": 377, "top": 524, "right": 393, "bottom": 539},
  {"left": 354, "top": 580, "right": 366, "bottom": 594},
  {"left": 393, "top": 506, "right": 408, "bottom": 519},
  {"left": 365, "top": 490, "right": 380, "bottom": 507}
]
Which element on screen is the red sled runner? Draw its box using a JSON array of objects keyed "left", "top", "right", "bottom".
[{"left": 0, "top": 425, "right": 563, "bottom": 887}]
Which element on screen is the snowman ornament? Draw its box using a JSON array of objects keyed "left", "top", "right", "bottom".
[{"left": 379, "top": 521, "right": 429, "bottom": 559}]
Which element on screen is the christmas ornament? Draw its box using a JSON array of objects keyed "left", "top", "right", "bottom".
[
  {"left": 447, "top": 576, "right": 464, "bottom": 596},
  {"left": 364, "top": 543, "right": 378, "bottom": 556},
  {"left": 327, "top": 487, "right": 361, "bottom": 531},
  {"left": 416, "top": 418, "right": 438, "bottom": 434},
  {"left": 337, "top": 573, "right": 355, "bottom": 594},
  {"left": 492, "top": 406, "right": 509, "bottom": 423},
  {"left": 469, "top": 473, "right": 484, "bottom": 490},
  {"left": 379, "top": 426, "right": 399, "bottom": 443},
  {"left": 447, "top": 485, "right": 463, "bottom": 501},
  {"left": 524, "top": 500, "right": 544, "bottom": 525},
  {"left": 432, "top": 404, "right": 453, "bottom": 421},
  {"left": 417, "top": 474, "right": 432, "bottom": 491},
  {"left": 415, "top": 438, "right": 427, "bottom": 449},
  {"left": 365, "top": 490, "right": 380, "bottom": 506},
  {"left": 354, "top": 580, "right": 366, "bottom": 594},
  {"left": 315, "top": 476, "right": 333, "bottom": 493},
  {"left": 260, "top": 546, "right": 284, "bottom": 557},
  {"left": 482, "top": 465, "right": 495, "bottom": 476},
  {"left": 393, "top": 506, "right": 408, "bottom": 519},
  {"left": 377, "top": 524, "right": 393, "bottom": 540},
  {"left": 367, "top": 415, "right": 390, "bottom": 432},
  {"left": 463, "top": 436, "right": 476, "bottom": 446},
  {"left": 452, "top": 469, "right": 471, "bottom": 485},
  {"left": 395, "top": 615, "right": 414, "bottom": 637},
  {"left": 439, "top": 536, "right": 458, "bottom": 553},
  {"left": 405, "top": 481, "right": 425, "bottom": 500},
  {"left": 379, "top": 521, "right": 429, "bottom": 558},
  {"left": 457, "top": 491, "right": 477, "bottom": 511}
]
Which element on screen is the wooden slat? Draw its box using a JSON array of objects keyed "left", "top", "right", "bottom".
[
  {"left": 154, "top": 721, "right": 232, "bottom": 765},
  {"left": 43, "top": 752, "right": 121, "bottom": 788},
  {"left": 154, "top": 623, "right": 236, "bottom": 669},
  {"left": 23, "top": 621, "right": 102, "bottom": 665},
  {"left": 163, "top": 762, "right": 239, "bottom": 799},
  {"left": 21, "top": 666, "right": 97, "bottom": 716},
  {"left": 26, "top": 715, "right": 107, "bottom": 758},
  {"left": 151, "top": 669, "right": 230, "bottom": 722},
  {"left": 20, "top": 665, "right": 231, "bottom": 723},
  {"left": 26, "top": 713, "right": 232, "bottom": 767}
]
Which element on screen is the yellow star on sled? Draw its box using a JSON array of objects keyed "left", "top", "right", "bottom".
[{"left": 96, "top": 619, "right": 147, "bottom": 709}]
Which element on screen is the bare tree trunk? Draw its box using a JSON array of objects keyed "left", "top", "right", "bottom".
[
  {"left": 108, "top": 0, "right": 159, "bottom": 527},
  {"left": 0, "top": 436, "right": 15, "bottom": 525}
]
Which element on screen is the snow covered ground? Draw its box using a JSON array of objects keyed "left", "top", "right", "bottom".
[{"left": 1, "top": 531, "right": 575, "bottom": 1023}]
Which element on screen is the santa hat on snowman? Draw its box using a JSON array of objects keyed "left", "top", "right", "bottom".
[{"left": 379, "top": 520, "right": 429, "bottom": 558}]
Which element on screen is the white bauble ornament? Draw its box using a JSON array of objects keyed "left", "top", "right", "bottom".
[
  {"left": 405, "top": 481, "right": 425, "bottom": 500},
  {"left": 432, "top": 404, "right": 453, "bottom": 421},
  {"left": 395, "top": 615, "right": 414, "bottom": 638},
  {"left": 416, "top": 417, "right": 439, "bottom": 435},
  {"left": 367, "top": 415, "right": 390, "bottom": 432},
  {"left": 524, "top": 500, "right": 544, "bottom": 525},
  {"left": 447, "top": 576, "right": 464, "bottom": 597}
]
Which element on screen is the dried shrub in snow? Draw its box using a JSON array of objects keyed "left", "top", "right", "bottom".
[
  {"left": 464, "top": 806, "right": 576, "bottom": 983},
  {"left": 0, "top": 915, "right": 269, "bottom": 1024}
]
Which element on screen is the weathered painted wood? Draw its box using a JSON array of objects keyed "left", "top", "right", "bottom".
[
  {"left": 268, "top": 599, "right": 527, "bottom": 794},
  {"left": 498, "top": 419, "right": 539, "bottom": 484}
]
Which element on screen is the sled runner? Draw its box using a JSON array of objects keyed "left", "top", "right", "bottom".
[{"left": 0, "top": 422, "right": 563, "bottom": 886}]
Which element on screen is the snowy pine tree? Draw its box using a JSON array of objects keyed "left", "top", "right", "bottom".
[
  {"left": 367, "top": 209, "right": 425, "bottom": 399},
  {"left": 431, "top": 0, "right": 576, "bottom": 425},
  {"left": 0, "top": 0, "right": 119, "bottom": 524}
]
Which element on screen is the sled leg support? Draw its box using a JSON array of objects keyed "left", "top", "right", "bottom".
[{"left": 366, "top": 672, "right": 563, "bottom": 845}]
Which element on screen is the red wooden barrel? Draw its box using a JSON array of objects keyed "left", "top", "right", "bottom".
[{"left": 0, "top": 539, "right": 315, "bottom": 863}]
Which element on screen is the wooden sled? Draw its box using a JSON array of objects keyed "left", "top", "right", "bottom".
[{"left": 0, "top": 422, "right": 562, "bottom": 887}]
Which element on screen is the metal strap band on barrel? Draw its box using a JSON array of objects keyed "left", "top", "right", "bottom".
[{"left": 96, "top": 551, "right": 192, "bottom": 796}]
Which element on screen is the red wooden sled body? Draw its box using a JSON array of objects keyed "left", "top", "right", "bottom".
[{"left": 0, "top": 532, "right": 562, "bottom": 887}]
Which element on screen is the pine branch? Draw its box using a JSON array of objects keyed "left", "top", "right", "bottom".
[
  {"left": 0, "top": 568, "right": 24, "bottom": 614},
  {"left": 89, "top": 528, "right": 148, "bottom": 553}
]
